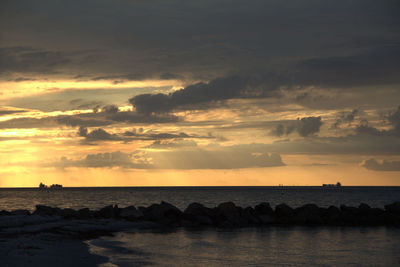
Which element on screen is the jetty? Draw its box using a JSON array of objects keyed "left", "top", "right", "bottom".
[{"left": 1, "top": 201, "right": 399, "bottom": 237}]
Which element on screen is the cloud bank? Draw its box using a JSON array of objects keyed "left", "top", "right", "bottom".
[{"left": 361, "top": 158, "right": 400, "bottom": 171}]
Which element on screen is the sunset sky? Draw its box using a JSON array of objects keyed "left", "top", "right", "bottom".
[{"left": 1, "top": 0, "right": 400, "bottom": 187}]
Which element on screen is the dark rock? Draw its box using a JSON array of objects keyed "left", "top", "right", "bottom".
[
  {"left": 119, "top": 206, "right": 143, "bottom": 221},
  {"left": 0, "top": 210, "right": 11, "bottom": 216},
  {"left": 294, "top": 204, "right": 322, "bottom": 224},
  {"left": 368, "top": 208, "right": 386, "bottom": 224},
  {"left": 275, "top": 203, "right": 294, "bottom": 223},
  {"left": 254, "top": 202, "right": 275, "bottom": 224},
  {"left": 184, "top": 203, "right": 215, "bottom": 225},
  {"left": 96, "top": 205, "right": 115, "bottom": 218},
  {"left": 323, "top": 206, "right": 341, "bottom": 224},
  {"left": 10, "top": 209, "right": 30, "bottom": 216},
  {"left": 218, "top": 220, "right": 234, "bottom": 228},
  {"left": 384, "top": 211, "right": 400, "bottom": 225},
  {"left": 143, "top": 201, "right": 183, "bottom": 225},
  {"left": 33, "top": 205, "right": 62, "bottom": 216},
  {"left": 258, "top": 214, "right": 275, "bottom": 224},
  {"left": 181, "top": 220, "right": 201, "bottom": 228},
  {"left": 340, "top": 205, "right": 359, "bottom": 213},
  {"left": 242, "top": 207, "right": 260, "bottom": 225},
  {"left": 275, "top": 203, "right": 294, "bottom": 217},
  {"left": 113, "top": 205, "right": 120, "bottom": 217},
  {"left": 215, "top": 202, "right": 246, "bottom": 227},
  {"left": 138, "top": 206, "right": 147, "bottom": 214},
  {"left": 61, "top": 208, "right": 79, "bottom": 219},
  {"left": 77, "top": 208, "right": 93, "bottom": 219},
  {"left": 385, "top": 202, "right": 400, "bottom": 214},
  {"left": 184, "top": 202, "right": 215, "bottom": 217},
  {"left": 340, "top": 205, "right": 360, "bottom": 224},
  {"left": 358, "top": 203, "right": 371, "bottom": 212},
  {"left": 356, "top": 203, "right": 373, "bottom": 224},
  {"left": 1, "top": 201, "right": 398, "bottom": 227},
  {"left": 193, "top": 215, "right": 214, "bottom": 225},
  {"left": 254, "top": 202, "right": 274, "bottom": 216}
]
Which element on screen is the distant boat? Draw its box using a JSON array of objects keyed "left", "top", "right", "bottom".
[
  {"left": 322, "top": 182, "right": 342, "bottom": 187},
  {"left": 39, "top": 182, "right": 63, "bottom": 190}
]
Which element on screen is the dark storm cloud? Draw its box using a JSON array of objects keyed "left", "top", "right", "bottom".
[
  {"left": 51, "top": 151, "right": 149, "bottom": 169},
  {"left": 271, "top": 124, "right": 285, "bottom": 137},
  {"left": 0, "top": 46, "right": 70, "bottom": 74},
  {"left": 5, "top": 87, "right": 169, "bottom": 112},
  {"left": 78, "top": 126, "right": 88, "bottom": 137},
  {"left": 355, "top": 124, "right": 387, "bottom": 136},
  {"left": 0, "top": 108, "right": 28, "bottom": 116},
  {"left": 0, "top": 110, "right": 178, "bottom": 129},
  {"left": 90, "top": 74, "right": 147, "bottom": 82},
  {"left": 354, "top": 106, "right": 400, "bottom": 137},
  {"left": 107, "top": 111, "right": 179, "bottom": 124},
  {"left": 101, "top": 105, "right": 119, "bottom": 114},
  {"left": 236, "top": 133, "right": 400, "bottom": 155},
  {"left": 77, "top": 126, "right": 214, "bottom": 143},
  {"left": 130, "top": 75, "right": 282, "bottom": 114},
  {"left": 295, "top": 45, "right": 400, "bottom": 87},
  {"left": 361, "top": 158, "right": 400, "bottom": 171},
  {"left": 1, "top": 0, "right": 399, "bottom": 84},
  {"left": 271, "top": 117, "right": 322, "bottom": 137},
  {"left": 296, "top": 117, "right": 323, "bottom": 137},
  {"left": 387, "top": 105, "right": 400, "bottom": 132},
  {"left": 51, "top": 145, "right": 285, "bottom": 169},
  {"left": 146, "top": 139, "right": 198, "bottom": 149},
  {"left": 124, "top": 131, "right": 190, "bottom": 140},
  {"left": 145, "top": 149, "right": 285, "bottom": 169},
  {"left": 12, "top": 77, "right": 37, "bottom": 82},
  {"left": 129, "top": 44, "right": 400, "bottom": 114},
  {"left": 0, "top": 117, "right": 58, "bottom": 129},
  {"left": 265, "top": 108, "right": 400, "bottom": 155},
  {"left": 332, "top": 109, "right": 359, "bottom": 129},
  {"left": 0, "top": 114, "right": 110, "bottom": 129},
  {"left": 78, "top": 127, "right": 122, "bottom": 141},
  {"left": 56, "top": 114, "right": 112, "bottom": 128}
]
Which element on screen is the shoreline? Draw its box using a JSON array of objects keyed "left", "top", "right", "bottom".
[
  {"left": 0, "top": 233, "right": 108, "bottom": 267},
  {"left": 1, "top": 201, "right": 399, "bottom": 266}
]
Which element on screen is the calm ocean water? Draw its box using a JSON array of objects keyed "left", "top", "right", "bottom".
[
  {"left": 0, "top": 186, "right": 399, "bottom": 211},
  {"left": 89, "top": 227, "right": 400, "bottom": 266},
  {"left": 1, "top": 186, "right": 400, "bottom": 266}
]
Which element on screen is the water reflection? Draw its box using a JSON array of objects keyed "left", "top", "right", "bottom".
[{"left": 89, "top": 227, "right": 400, "bottom": 266}]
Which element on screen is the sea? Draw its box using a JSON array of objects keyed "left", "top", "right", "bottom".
[{"left": 1, "top": 186, "right": 399, "bottom": 266}]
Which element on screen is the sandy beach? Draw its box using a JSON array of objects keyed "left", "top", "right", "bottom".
[{"left": 0, "top": 233, "right": 106, "bottom": 267}]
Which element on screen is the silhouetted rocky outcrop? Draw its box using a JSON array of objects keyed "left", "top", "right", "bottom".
[
  {"left": 183, "top": 202, "right": 215, "bottom": 226},
  {"left": 1, "top": 201, "right": 399, "bottom": 229},
  {"left": 10, "top": 209, "right": 30, "bottom": 216},
  {"left": 33, "top": 205, "right": 62, "bottom": 217},
  {"left": 385, "top": 202, "right": 400, "bottom": 214},
  {"left": 119, "top": 206, "right": 143, "bottom": 221},
  {"left": 142, "top": 201, "right": 183, "bottom": 226}
]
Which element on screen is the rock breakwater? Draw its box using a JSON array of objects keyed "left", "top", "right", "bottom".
[{"left": 1, "top": 201, "right": 399, "bottom": 230}]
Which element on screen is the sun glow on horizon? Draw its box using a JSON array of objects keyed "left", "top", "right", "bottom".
[{"left": 0, "top": 79, "right": 183, "bottom": 100}]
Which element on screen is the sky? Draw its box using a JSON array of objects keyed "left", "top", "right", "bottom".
[{"left": 0, "top": 0, "right": 400, "bottom": 187}]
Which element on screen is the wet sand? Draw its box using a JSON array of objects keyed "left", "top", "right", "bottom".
[{"left": 0, "top": 233, "right": 107, "bottom": 267}]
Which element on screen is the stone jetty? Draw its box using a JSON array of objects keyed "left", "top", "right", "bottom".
[{"left": 1, "top": 201, "right": 399, "bottom": 233}]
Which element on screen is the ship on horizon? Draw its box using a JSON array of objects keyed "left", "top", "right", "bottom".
[
  {"left": 39, "top": 182, "right": 63, "bottom": 189},
  {"left": 322, "top": 182, "right": 342, "bottom": 187}
]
